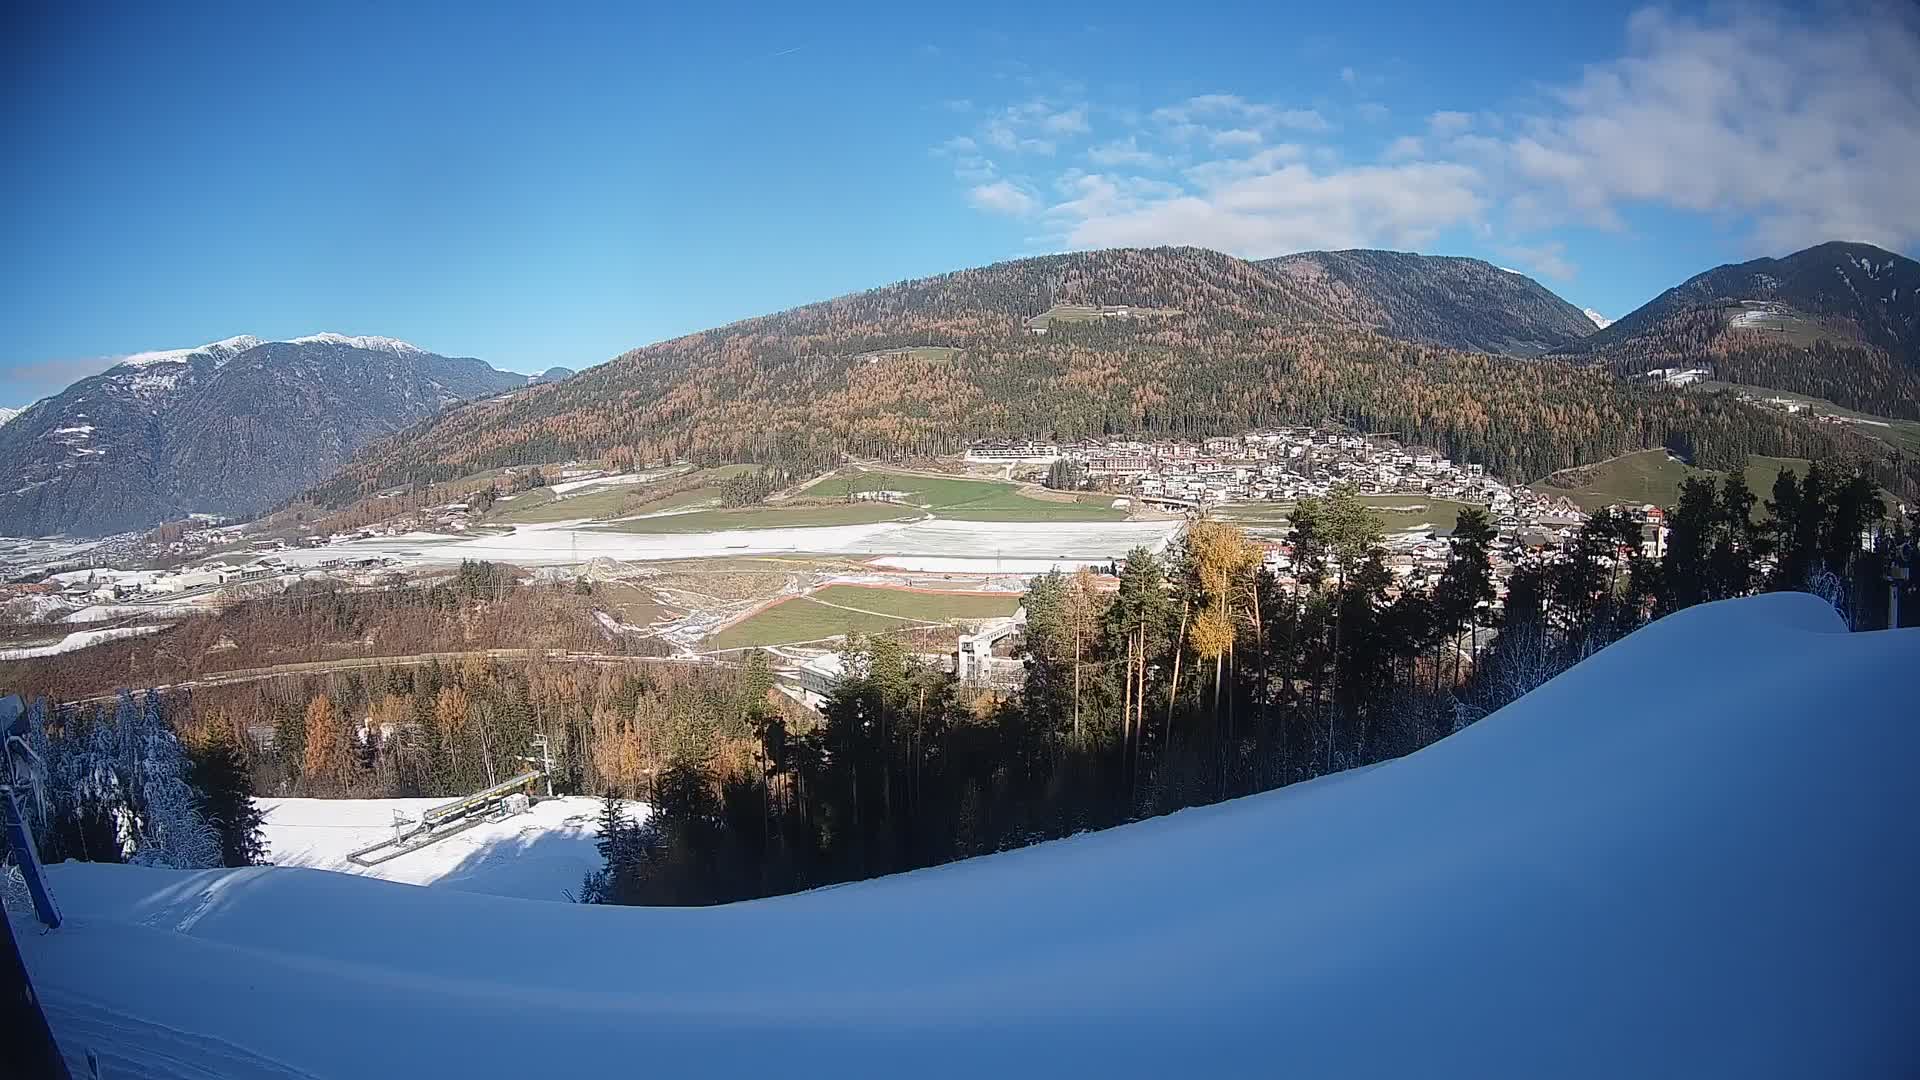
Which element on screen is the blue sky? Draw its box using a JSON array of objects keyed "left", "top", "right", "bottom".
[{"left": 4, "top": 2, "right": 1916, "bottom": 406}]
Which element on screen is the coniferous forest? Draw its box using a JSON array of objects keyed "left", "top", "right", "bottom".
[
  {"left": 574, "top": 462, "right": 1912, "bottom": 905},
  {"left": 12, "top": 461, "right": 1913, "bottom": 899}
]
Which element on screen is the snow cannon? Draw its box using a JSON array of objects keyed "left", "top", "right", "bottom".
[{"left": 345, "top": 734, "right": 553, "bottom": 866}]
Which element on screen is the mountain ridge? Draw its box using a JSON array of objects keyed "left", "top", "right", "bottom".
[
  {"left": 1554, "top": 241, "right": 1920, "bottom": 419},
  {"left": 309, "top": 244, "right": 1903, "bottom": 509},
  {"left": 1256, "top": 248, "right": 1598, "bottom": 356},
  {"left": 0, "top": 335, "right": 527, "bottom": 536}
]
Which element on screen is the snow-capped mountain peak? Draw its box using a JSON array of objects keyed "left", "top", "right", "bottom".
[
  {"left": 287, "top": 332, "right": 430, "bottom": 358},
  {"left": 1582, "top": 308, "right": 1613, "bottom": 329},
  {"left": 115, "top": 335, "right": 264, "bottom": 369},
  {"left": 0, "top": 405, "right": 23, "bottom": 428}
]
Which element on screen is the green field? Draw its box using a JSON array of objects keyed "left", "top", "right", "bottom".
[
  {"left": 809, "top": 585, "right": 1019, "bottom": 620},
  {"left": 705, "top": 598, "right": 913, "bottom": 650},
  {"left": 490, "top": 485, "right": 638, "bottom": 524},
  {"left": 705, "top": 584, "right": 1019, "bottom": 650},
  {"left": 1534, "top": 450, "right": 1810, "bottom": 513},
  {"left": 487, "top": 465, "right": 758, "bottom": 524},
  {"left": 597, "top": 502, "right": 919, "bottom": 534},
  {"left": 800, "top": 468, "right": 1126, "bottom": 522},
  {"left": 1212, "top": 494, "right": 1486, "bottom": 534}
]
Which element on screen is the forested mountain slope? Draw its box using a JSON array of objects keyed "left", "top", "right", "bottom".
[
  {"left": 1556, "top": 242, "right": 1920, "bottom": 419},
  {"left": 1257, "top": 249, "right": 1597, "bottom": 355},
  {"left": 0, "top": 336, "right": 527, "bottom": 536},
  {"left": 312, "top": 247, "right": 1907, "bottom": 507}
]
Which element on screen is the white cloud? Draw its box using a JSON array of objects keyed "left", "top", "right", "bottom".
[
  {"left": 1183, "top": 145, "right": 1306, "bottom": 188},
  {"left": 1153, "top": 94, "right": 1331, "bottom": 135},
  {"left": 1494, "top": 241, "right": 1578, "bottom": 281},
  {"left": 934, "top": 135, "right": 977, "bottom": 155},
  {"left": 1042, "top": 106, "right": 1091, "bottom": 134},
  {"left": 1087, "top": 136, "right": 1169, "bottom": 168},
  {"left": 984, "top": 121, "right": 1056, "bottom": 156},
  {"left": 968, "top": 181, "right": 1039, "bottom": 217},
  {"left": 1383, "top": 135, "right": 1425, "bottom": 161},
  {"left": 1489, "top": 4, "right": 1920, "bottom": 252},
  {"left": 1277, "top": 109, "right": 1331, "bottom": 132},
  {"left": 1045, "top": 173, "right": 1187, "bottom": 223},
  {"left": 951, "top": 8, "right": 1920, "bottom": 265},
  {"left": 1058, "top": 161, "right": 1484, "bottom": 256},
  {"left": 952, "top": 155, "right": 999, "bottom": 183}
]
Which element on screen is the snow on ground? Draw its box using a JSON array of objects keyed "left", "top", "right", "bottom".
[
  {"left": 258, "top": 796, "right": 639, "bottom": 902},
  {"left": 0, "top": 535, "right": 128, "bottom": 578},
  {"left": 62, "top": 603, "right": 206, "bottom": 624},
  {"left": 270, "top": 516, "right": 1184, "bottom": 570},
  {"left": 868, "top": 556, "right": 1119, "bottom": 573},
  {"left": 17, "top": 594, "right": 1920, "bottom": 1077},
  {"left": 545, "top": 466, "right": 682, "bottom": 495},
  {"left": 0, "top": 624, "right": 161, "bottom": 659},
  {"left": 115, "top": 335, "right": 262, "bottom": 368}
]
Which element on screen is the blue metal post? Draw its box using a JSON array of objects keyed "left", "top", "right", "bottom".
[{"left": 1, "top": 694, "right": 61, "bottom": 930}]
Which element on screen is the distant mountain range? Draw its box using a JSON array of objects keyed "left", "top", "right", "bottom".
[
  {"left": 529, "top": 366, "right": 575, "bottom": 385},
  {"left": 1555, "top": 241, "right": 1920, "bottom": 419},
  {"left": 0, "top": 334, "right": 529, "bottom": 536},
  {"left": 311, "top": 243, "right": 1907, "bottom": 511},
  {"left": 1257, "top": 249, "right": 1599, "bottom": 356},
  {"left": 0, "top": 405, "right": 22, "bottom": 428}
]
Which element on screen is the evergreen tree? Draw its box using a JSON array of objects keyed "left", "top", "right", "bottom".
[
  {"left": 1433, "top": 508, "right": 1498, "bottom": 684},
  {"left": 189, "top": 727, "right": 267, "bottom": 867},
  {"left": 127, "top": 696, "right": 222, "bottom": 870}
]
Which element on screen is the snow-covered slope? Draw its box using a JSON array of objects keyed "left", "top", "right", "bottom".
[
  {"left": 1582, "top": 306, "right": 1613, "bottom": 329},
  {"left": 17, "top": 594, "right": 1920, "bottom": 1078},
  {"left": 0, "top": 625, "right": 161, "bottom": 660},
  {"left": 0, "top": 404, "right": 23, "bottom": 427},
  {"left": 258, "top": 795, "right": 637, "bottom": 901},
  {"left": 114, "top": 334, "right": 264, "bottom": 369},
  {"left": 284, "top": 332, "right": 431, "bottom": 358},
  {"left": 0, "top": 334, "right": 526, "bottom": 536}
]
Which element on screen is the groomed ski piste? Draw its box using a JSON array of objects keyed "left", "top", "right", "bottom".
[{"left": 14, "top": 594, "right": 1920, "bottom": 1078}]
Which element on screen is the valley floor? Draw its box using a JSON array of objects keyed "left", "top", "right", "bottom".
[
  {"left": 14, "top": 594, "right": 1918, "bottom": 1078},
  {"left": 266, "top": 516, "right": 1183, "bottom": 572}
]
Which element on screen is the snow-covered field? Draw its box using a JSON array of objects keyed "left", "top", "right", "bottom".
[
  {"left": 0, "top": 534, "right": 121, "bottom": 577},
  {"left": 258, "top": 795, "right": 638, "bottom": 902},
  {"left": 17, "top": 594, "right": 1919, "bottom": 1077},
  {"left": 0, "top": 624, "right": 161, "bottom": 660},
  {"left": 269, "top": 517, "right": 1183, "bottom": 571}
]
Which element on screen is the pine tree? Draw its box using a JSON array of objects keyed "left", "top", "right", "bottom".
[
  {"left": 189, "top": 727, "right": 266, "bottom": 866},
  {"left": 127, "top": 696, "right": 221, "bottom": 870}
]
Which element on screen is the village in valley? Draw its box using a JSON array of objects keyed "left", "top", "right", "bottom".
[
  {"left": 969, "top": 427, "right": 1646, "bottom": 605},
  {"left": 2, "top": 422, "right": 1675, "bottom": 687}
]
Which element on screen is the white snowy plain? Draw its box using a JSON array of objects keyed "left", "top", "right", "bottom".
[
  {"left": 268, "top": 516, "right": 1183, "bottom": 571},
  {"left": 256, "top": 795, "right": 637, "bottom": 901},
  {"left": 0, "top": 625, "right": 161, "bottom": 660},
  {"left": 14, "top": 593, "right": 1920, "bottom": 1078}
]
